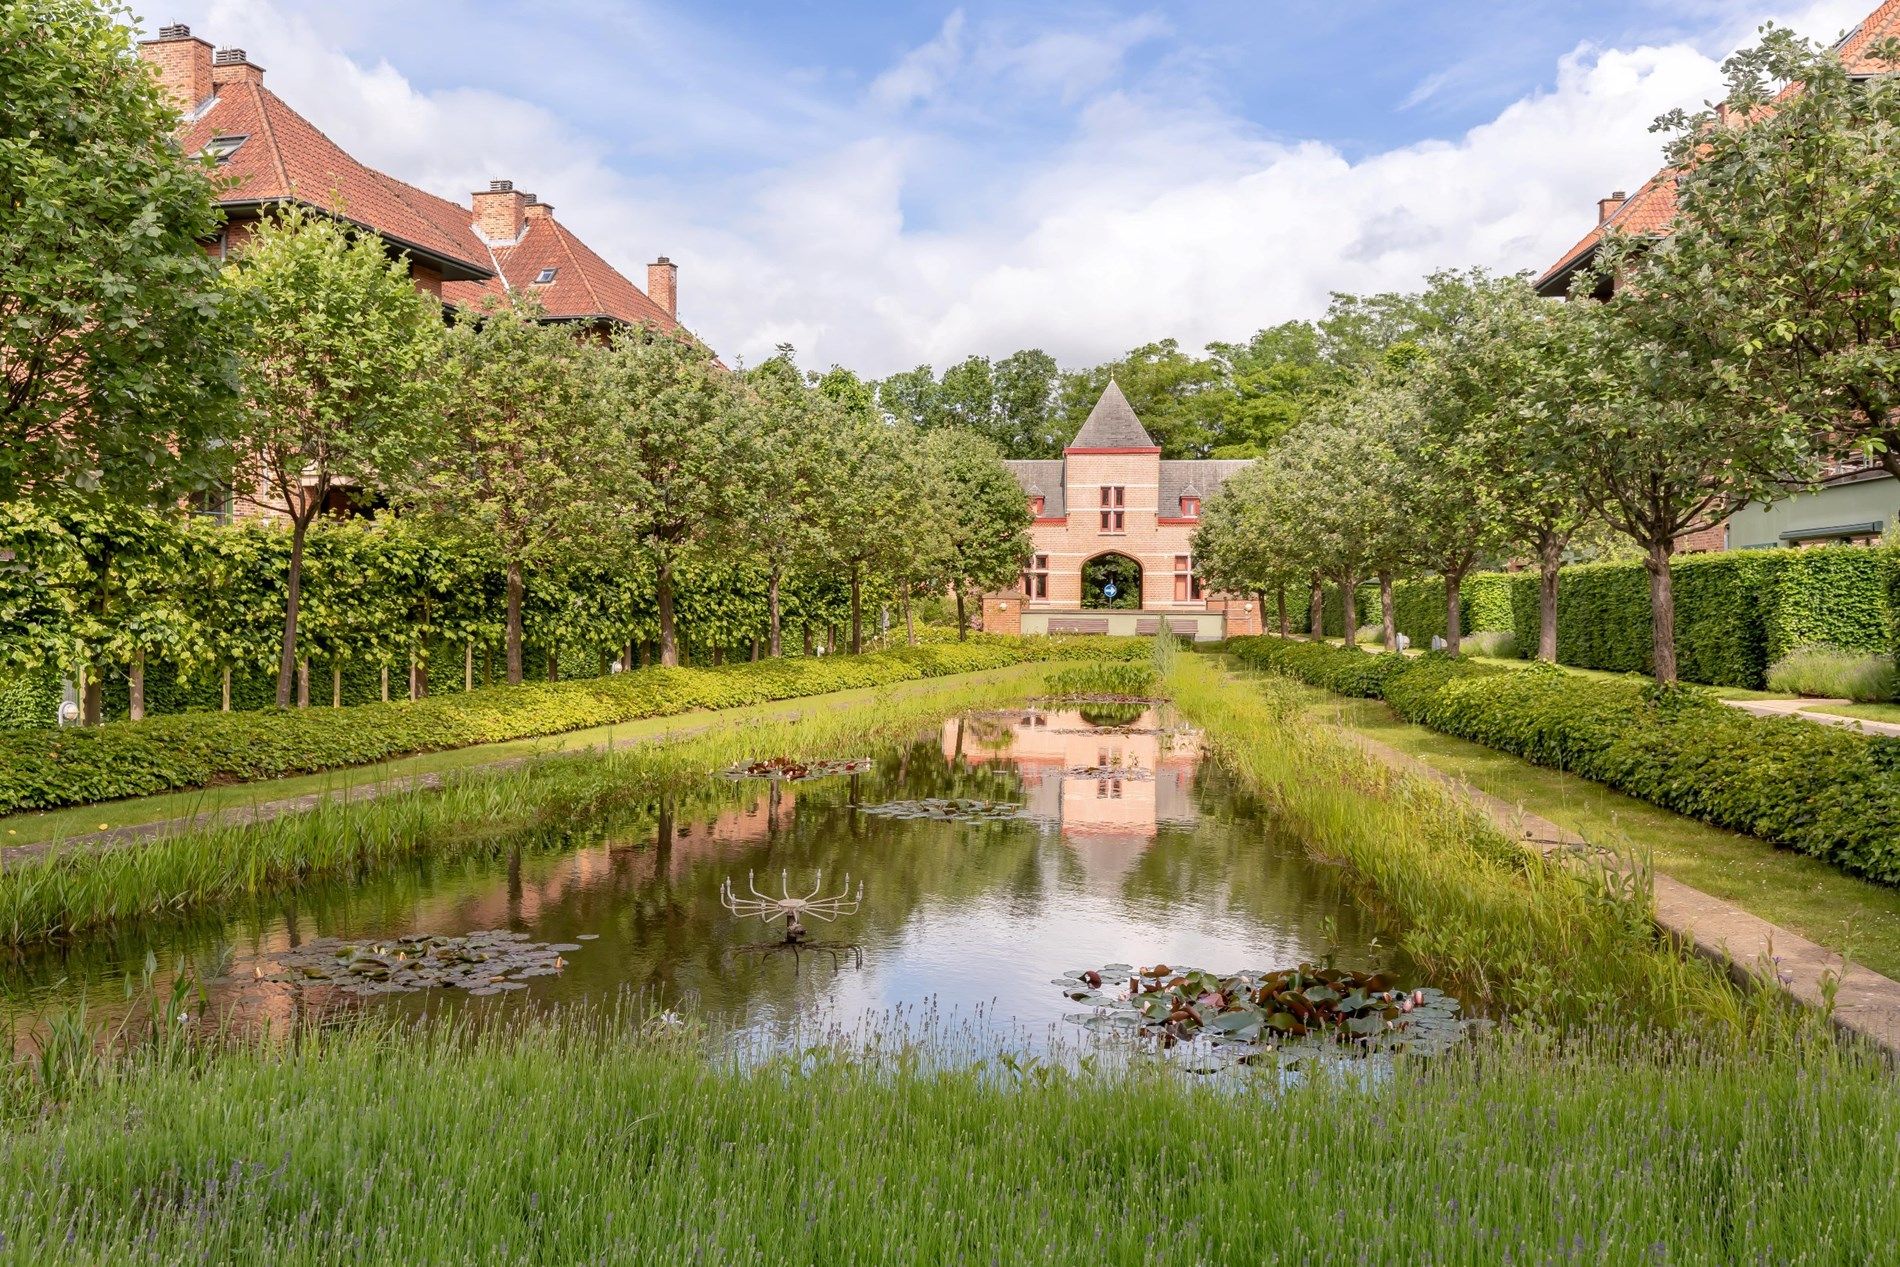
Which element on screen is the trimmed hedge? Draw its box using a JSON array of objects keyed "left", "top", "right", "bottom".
[
  {"left": 1229, "top": 636, "right": 1900, "bottom": 886},
  {"left": 1375, "top": 546, "right": 1895, "bottom": 689},
  {"left": 0, "top": 637, "right": 1148, "bottom": 816}
]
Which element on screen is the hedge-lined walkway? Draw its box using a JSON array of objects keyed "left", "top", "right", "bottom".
[
  {"left": 1330, "top": 704, "right": 1900, "bottom": 1055},
  {"left": 0, "top": 665, "right": 1054, "bottom": 861},
  {"left": 0, "top": 638, "right": 1146, "bottom": 822},
  {"left": 1724, "top": 695, "right": 1900, "bottom": 738}
]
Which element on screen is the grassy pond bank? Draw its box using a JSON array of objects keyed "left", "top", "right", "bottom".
[{"left": 4, "top": 643, "right": 1896, "bottom": 1262}]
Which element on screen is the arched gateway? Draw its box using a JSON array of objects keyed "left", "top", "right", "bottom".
[{"left": 984, "top": 383, "right": 1261, "bottom": 642}]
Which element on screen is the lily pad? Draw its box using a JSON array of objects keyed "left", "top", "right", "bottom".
[
  {"left": 1057, "top": 959, "right": 1469, "bottom": 1067},
  {"left": 245, "top": 930, "right": 585, "bottom": 998},
  {"left": 855, "top": 798, "right": 1033, "bottom": 824}
]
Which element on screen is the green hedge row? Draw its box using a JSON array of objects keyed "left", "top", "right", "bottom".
[
  {"left": 1228, "top": 636, "right": 1900, "bottom": 885},
  {"left": 0, "top": 637, "right": 1147, "bottom": 816},
  {"left": 1360, "top": 546, "right": 1895, "bottom": 688}
]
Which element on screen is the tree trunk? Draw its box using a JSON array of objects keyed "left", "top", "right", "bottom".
[
  {"left": 656, "top": 558, "right": 679, "bottom": 667},
  {"left": 1646, "top": 540, "right": 1678, "bottom": 684},
  {"left": 297, "top": 657, "right": 309, "bottom": 708},
  {"left": 954, "top": 587, "right": 968, "bottom": 640},
  {"left": 1308, "top": 574, "right": 1324, "bottom": 641},
  {"left": 849, "top": 563, "right": 863, "bottom": 654},
  {"left": 547, "top": 647, "right": 559, "bottom": 682},
  {"left": 1276, "top": 583, "right": 1289, "bottom": 638},
  {"left": 505, "top": 560, "right": 525, "bottom": 685},
  {"left": 380, "top": 665, "right": 390, "bottom": 703},
  {"left": 1379, "top": 572, "right": 1396, "bottom": 652},
  {"left": 767, "top": 568, "right": 783, "bottom": 658},
  {"left": 712, "top": 645, "right": 724, "bottom": 667},
  {"left": 333, "top": 662, "right": 343, "bottom": 708},
  {"left": 221, "top": 665, "right": 232, "bottom": 713},
  {"left": 409, "top": 657, "right": 421, "bottom": 702},
  {"left": 750, "top": 639, "right": 760, "bottom": 662},
  {"left": 1444, "top": 568, "right": 1467, "bottom": 657},
  {"left": 1538, "top": 530, "right": 1563, "bottom": 664},
  {"left": 466, "top": 642, "right": 476, "bottom": 692},
  {"left": 903, "top": 588, "right": 916, "bottom": 646},
  {"left": 81, "top": 667, "right": 101, "bottom": 726},
  {"left": 803, "top": 627, "right": 814, "bottom": 657},
  {"left": 129, "top": 648, "right": 145, "bottom": 722},
  {"left": 276, "top": 515, "right": 311, "bottom": 707},
  {"left": 1338, "top": 571, "right": 1358, "bottom": 649}
]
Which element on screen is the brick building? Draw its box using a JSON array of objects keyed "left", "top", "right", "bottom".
[
  {"left": 983, "top": 384, "right": 1262, "bottom": 641},
  {"left": 138, "top": 24, "right": 684, "bottom": 517}
]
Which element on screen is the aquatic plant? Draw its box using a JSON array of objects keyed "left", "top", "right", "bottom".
[
  {"left": 1056, "top": 961, "right": 1464, "bottom": 1055},
  {"left": 256, "top": 930, "right": 587, "bottom": 996}
]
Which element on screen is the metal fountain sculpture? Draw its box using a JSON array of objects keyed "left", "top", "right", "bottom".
[{"left": 720, "top": 869, "right": 865, "bottom": 970}]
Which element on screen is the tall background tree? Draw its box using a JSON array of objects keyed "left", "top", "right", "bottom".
[
  {"left": 0, "top": 0, "right": 234, "bottom": 505},
  {"left": 1642, "top": 29, "right": 1900, "bottom": 478},
  {"left": 596, "top": 331, "right": 753, "bottom": 667},
  {"left": 221, "top": 208, "right": 444, "bottom": 706},
  {"left": 400, "top": 300, "right": 607, "bottom": 684},
  {"left": 913, "top": 429, "right": 1032, "bottom": 638}
]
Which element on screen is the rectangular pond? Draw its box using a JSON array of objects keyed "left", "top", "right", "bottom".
[{"left": 3, "top": 703, "right": 1447, "bottom": 1060}]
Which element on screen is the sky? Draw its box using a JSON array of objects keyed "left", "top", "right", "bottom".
[{"left": 127, "top": 0, "right": 1874, "bottom": 376}]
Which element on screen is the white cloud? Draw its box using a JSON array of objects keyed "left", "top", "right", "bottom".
[{"left": 131, "top": 0, "right": 1884, "bottom": 377}]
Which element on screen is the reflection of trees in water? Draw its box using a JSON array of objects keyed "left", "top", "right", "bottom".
[
  {"left": 5, "top": 724, "right": 1412, "bottom": 1044},
  {"left": 1115, "top": 766, "right": 1401, "bottom": 969}
]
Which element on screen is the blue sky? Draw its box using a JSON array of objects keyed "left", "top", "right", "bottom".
[{"left": 132, "top": 0, "right": 1872, "bottom": 373}]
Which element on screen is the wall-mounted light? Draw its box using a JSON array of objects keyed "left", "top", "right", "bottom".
[{"left": 997, "top": 601, "right": 1010, "bottom": 610}]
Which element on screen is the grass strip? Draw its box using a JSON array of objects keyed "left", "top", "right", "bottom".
[
  {"left": 1300, "top": 685, "right": 1900, "bottom": 983},
  {"left": 1166, "top": 655, "right": 1801, "bottom": 1040},
  {"left": 0, "top": 669, "right": 1051, "bottom": 948},
  {"left": 0, "top": 637, "right": 1147, "bottom": 816},
  {"left": 1, "top": 1004, "right": 1894, "bottom": 1263}
]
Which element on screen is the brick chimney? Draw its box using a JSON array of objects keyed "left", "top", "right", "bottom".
[
  {"left": 1597, "top": 190, "right": 1628, "bottom": 225},
  {"left": 523, "top": 199, "right": 553, "bottom": 221},
  {"left": 472, "top": 180, "right": 531, "bottom": 242},
  {"left": 647, "top": 256, "right": 677, "bottom": 320},
  {"left": 138, "top": 23, "right": 214, "bottom": 117},
  {"left": 210, "top": 47, "right": 264, "bottom": 87}
]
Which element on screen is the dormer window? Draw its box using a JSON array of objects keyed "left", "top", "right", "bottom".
[
  {"left": 202, "top": 134, "right": 248, "bottom": 164},
  {"left": 534, "top": 267, "right": 558, "bottom": 284},
  {"left": 1180, "top": 495, "right": 1200, "bottom": 518},
  {"left": 1030, "top": 494, "right": 1045, "bottom": 516}
]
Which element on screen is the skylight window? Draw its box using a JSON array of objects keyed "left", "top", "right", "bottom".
[
  {"left": 202, "top": 134, "right": 248, "bottom": 164},
  {"left": 534, "top": 267, "right": 558, "bottom": 284}
]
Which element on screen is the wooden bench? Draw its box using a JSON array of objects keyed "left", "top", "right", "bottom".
[{"left": 1047, "top": 618, "right": 1112, "bottom": 635}]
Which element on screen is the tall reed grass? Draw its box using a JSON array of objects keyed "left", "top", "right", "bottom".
[
  {"left": 1168, "top": 655, "right": 1801, "bottom": 1041},
  {"left": 0, "top": 1000, "right": 1890, "bottom": 1263},
  {"left": 0, "top": 670, "right": 1051, "bottom": 947},
  {"left": 1766, "top": 645, "right": 1899, "bottom": 702}
]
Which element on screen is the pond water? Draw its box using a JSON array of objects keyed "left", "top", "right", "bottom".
[{"left": 3, "top": 705, "right": 1429, "bottom": 1056}]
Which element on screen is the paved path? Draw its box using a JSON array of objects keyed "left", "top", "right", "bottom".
[
  {"left": 1721, "top": 696, "right": 1900, "bottom": 738},
  {"left": 1349, "top": 729, "right": 1900, "bottom": 1057}
]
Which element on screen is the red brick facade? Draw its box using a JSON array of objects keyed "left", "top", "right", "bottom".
[{"left": 992, "top": 384, "right": 1258, "bottom": 639}]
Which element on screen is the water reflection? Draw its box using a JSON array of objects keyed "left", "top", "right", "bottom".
[{"left": 4, "top": 708, "right": 1416, "bottom": 1054}]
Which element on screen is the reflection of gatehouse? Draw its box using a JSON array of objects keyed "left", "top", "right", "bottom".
[{"left": 984, "top": 383, "right": 1261, "bottom": 642}]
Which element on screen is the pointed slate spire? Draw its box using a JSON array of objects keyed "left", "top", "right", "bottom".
[{"left": 1068, "top": 380, "right": 1156, "bottom": 451}]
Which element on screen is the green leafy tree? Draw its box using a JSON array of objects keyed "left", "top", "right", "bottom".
[
  {"left": 1545, "top": 295, "right": 1806, "bottom": 682},
  {"left": 595, "top": 331, "right": 752, "bottom": 667},
  {"left": 914, "top": 429, "right": 1032, "bottom": 637},
  {"left": 221, "top": 207, "right": 445, "bottom": 705},
  {"left": 812, "top": 382, "right": 906, "bottom": 654},
  {"left": 739, "top": 349, "right": 835, "bottom": 656},
  {"left": 1058, "top": 339, "right": 1226, "bottom": 458},
  {"left": 399, "top": 300, "right": 607, "bottom": 683},
  {"left": 0, "top": 0, "right": 234, "bottom": 504},
  {"left": 1640, "top": 29, "right": 1900, "bottom": 476}
]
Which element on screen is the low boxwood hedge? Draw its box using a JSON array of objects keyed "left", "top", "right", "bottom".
[
  {"left": 1229, "top": 636, "right": 1900, "bottom": 886},
  {"left": 0, "top": 637, "right": 1147, "bottom": 816}
]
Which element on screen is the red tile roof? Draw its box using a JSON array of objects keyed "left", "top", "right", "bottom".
[
  {"left": 178, "top": 77, "right": 494, "bottom": 280},
  {"left": 445, "top": 212, "right": 678, "bottom": 329},
  {"left": 1536, "top": 0, "right": 1900, "bottom": 295}
]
